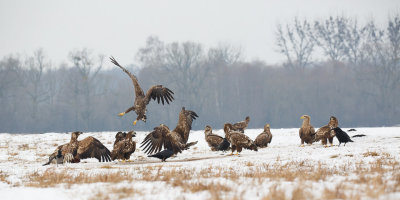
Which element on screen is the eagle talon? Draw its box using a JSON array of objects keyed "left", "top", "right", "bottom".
[
  {"left": 300, "top": 144, "right": 305, "bottom": 147},
  {"left": 133, "top": 120, "right": 137, "bottom": 126},
  {"left": 118, "top": 112, "right": 125, "bottom": 116}
]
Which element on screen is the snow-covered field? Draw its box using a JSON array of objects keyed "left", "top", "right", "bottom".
[{"left": 0, "top": 127, "right": 399, "bottom": 200}]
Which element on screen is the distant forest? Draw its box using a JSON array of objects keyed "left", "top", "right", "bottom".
[{"left": 1, "top": 15, "right": 399, "bottom": 133}]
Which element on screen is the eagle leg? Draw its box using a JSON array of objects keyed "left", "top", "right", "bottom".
[{"left": 300, "top": 144, "right": 305, "bottom": 147}]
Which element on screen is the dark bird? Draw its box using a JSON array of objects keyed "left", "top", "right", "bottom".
[
  {"left": 204, "top": 125, "right": 230, "bottom": 151},
  {"left": 352, "top": 134, "right": 366, "bottom": 138},
  {"left": 216, "top": 138, "right": 231, "bottom": 152},
  {"left": 43, "top": 132, "right": 111, "bottom": 165},
  {"left": 348, "top": 128, "right": 357, "bottom": 132},
  {"left": 224, "top": 123, "right": 257, "bottom": 155},
  {"left": 332, "top": 127, "right": 354, "bottom": 146},
  {"left": 315, "top": 116, "right": 339, "bottom": 147},
  {"left": 141, "top": 107, "right": 199, "bottom": 158},
  {"left": 55, "top": 149, "right": 63, "bottom": 166},
  {"left": 232, "top": 116, "right": 250, "bottom": 133},
  {"left": 299, "top": 115, "right": 316, "bottom": 147},
  {"left": 110, "top": 56, "right": 174, "bottom": 125},
  {"left": 255, "top": 123, "right": 273, "bottom": 148},
  {"left": 111, "top": 131, "right": 136, "bottom": 162},
  {"left": 148, "top": 149, "right": 174, "bottom": 162}
]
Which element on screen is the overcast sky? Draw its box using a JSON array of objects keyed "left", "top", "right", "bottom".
[{"left": 0, "top": 0, "right": 399, "bottom": 68}]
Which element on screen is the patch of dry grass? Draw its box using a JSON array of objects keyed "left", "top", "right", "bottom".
[
  {"left": 0, "top": 171, "right": 10, "bottom": 184},
  {"left": 363, "top": 151, "right": 379, "bottom": 157},
  {"left": 26, "top": 168, "right": 133, "bottom": 187},
  {"left": 18, "top": 144, "right": 29, "bottom": 151},
  {"left": 262, "top": 184, "right": 286, "bottom": 200},
  {"left": 90, "top": 186, "right": 142, "bottom": 200},
  {"left": 330, "top": 154, "right": 339, "bottom": 158}
]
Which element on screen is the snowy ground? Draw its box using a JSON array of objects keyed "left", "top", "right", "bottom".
[{"left": 0, "top": 127, "right": 399, "bottom": 200}]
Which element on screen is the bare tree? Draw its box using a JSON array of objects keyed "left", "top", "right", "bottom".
[
  {"left": 68, "top": 48, "right": 104, "bottom": 130},
  {"left": 276, "top": 18, "right": 315, "bottom": 70},
  {"left": 23, "top": 49, "right": 51, "bottom": 120},
  {"left": 312, "top": 16, "right": 348, "bottom": 62}
]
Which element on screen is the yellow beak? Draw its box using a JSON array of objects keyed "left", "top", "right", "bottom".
[
  {"left": 300, "top": 116, "right": 304, "bottom": 119},
  {"left": 118, "top": 112, "right": 125, "bottom": 116}
]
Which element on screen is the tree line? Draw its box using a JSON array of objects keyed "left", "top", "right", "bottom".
[{"left": 0, "top": 15, "right": 399, "bottom": 133}]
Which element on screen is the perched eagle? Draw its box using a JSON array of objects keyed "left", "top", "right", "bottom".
[
  {"left": 232, "top": 116, "right": 250, "bottom": 133},
  {"left": 332, "top": 127, "right": 353, "bottom": 146},
  {"left": 255, "top": 123, "right": 273, "bottom": 148},
  {"left": 204, "top": 125, "right": 230, "bottom": 151},
  {"left": 224, "top": 123, "right": 257, "bottom": 155},
  {"left": 43, "top": 132, "right": 111, "bottom": 165},
  {"left": 141, "top": 107, "right": 199, "bottom": 158},
  {"left": 111, "top": 131, "right": 136, "bottom": 161},
  {"left": 299, "top": 115, "right": 316, "bottom": 147},
  {"left": 315, "top": 116, "right": 339, "bottom": 147},
  {"left": 110, "top": 56, "right": 174, "bottom": 125}
]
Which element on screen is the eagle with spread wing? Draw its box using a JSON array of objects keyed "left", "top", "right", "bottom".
[
  {"left": 204, "top": 125, "right": 230, "bottom": 151},
  {"left": 110, "top": 56, "right": 174, "bottom": 125},
  {"left": 111, "top": 131, "right": 136, "bottom": 161},
  {"left": 43, "top": 132, "right": 111, "bottom": 165},
  {"left": 232, "top": 116, "right": 250, "bottom": 133},
  {"left": 255, "top": 123, "right": 273, "bottom": 148},
  {"left": 224, "top": 123, "right": 257, "bottom": 155},
  {"left": 299, "top": 115, "right": 316, "bottom": 147},
  {"left": 141, "top": 107, "right": 199, "bottom": 158}
]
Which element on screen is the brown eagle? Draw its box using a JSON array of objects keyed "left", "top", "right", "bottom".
[
  {"left": 141, "top": 107, "right": 199, "bottom": 157},
  {"left": 43, "top": 132, "right": 111, "bottom": 165},
  {"left": 111, "top": 131, "right": 136, "bottom": 161},
  {"left": 110, "top": 56, "right": 174, "bottom": 125},
  {"left": 255, "top": 123, "right": 273, "bottom": 148},
  {"left": 224, "top": 123, "right": 257, "bottom": 155},
  {"left": 204, "top": 125, "right": 230, "bottom": 151},
  {"left": 299, "top": 115, "right": 316, "bottom": 147},
  {"left": 315, "top": 116, "right": 339, "bottom": 147},
  {"left": 232, "top": 116, "right": 250, "bottom": 133}
]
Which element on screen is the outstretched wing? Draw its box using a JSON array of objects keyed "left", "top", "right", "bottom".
[
  {"left": 185, "top": 109, "right": 198, "bottom": 130},
  {"left": 141, "top": 125, "right": 183, "bottom": 155},
  {"left": 77, "top": 137, "right": 112, "bottom": 162},
  {"left": 144, "top": 85, "right": 174, "bottom": 105},
  {"left": 110, "top": 56, "right": 144, "bottom": 97}
]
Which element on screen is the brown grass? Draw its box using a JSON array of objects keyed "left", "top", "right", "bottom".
[
  {"left": 26, "top": 168, "right": 133, "bottom": 187},
  {"left": 330, "top": 154, "right": 339, "bottom": 158},
  {"left": 363, "top": 151, "right": 379, "bottom": 157},
  {"left": 262, "top": 184, "right": 286, "bottom": 200},
  {"left": 90, "top": 186, "right": 142, "bottom": 200},
  {"left": 0, "top": 171, "right": 9, "bottom": 184},
  {"left": 18, "top": 144, "right": 29, "bottom": 151}
]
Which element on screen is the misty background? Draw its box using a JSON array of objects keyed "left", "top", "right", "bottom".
[{"left": 0, "top": 1, "right": 399, "bottom": 133}]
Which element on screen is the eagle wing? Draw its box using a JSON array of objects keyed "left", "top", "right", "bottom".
[
  {"left": 230, "top": 132, "right": 257, "bottom": 150},
  {"left": 110, "top": 56, "right": 145, "bottom": 97},
  {"left": 77, "top": 136, "right": 112, "bottom": 162},
  {"left": 141, "top": 125, "right": 183, "bottom": 155},
  {"left": 144, "top": 85, "right": 174, "bottom": 105}
]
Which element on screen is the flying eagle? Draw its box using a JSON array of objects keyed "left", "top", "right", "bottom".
[
  {"left": 204, "top": 125, "right": 231, "bottom": 151},
  {"left": 232, "top": 116, "right": 250, "bottom": 133},
  {"left": 332, "top": 127, "right": 353, "bottom": 146},
  {"left": 110, "top": 56, "right": 174, "bottom": 125},
  {"left": 224, "top": 123, "right": 257, "bottom": 155},
  {"left": 315, "top": 116, "right": 339, "bottom": 147},
  {"left": 111, "top": 131, "right": 136, "bottom": 161},
  {"left": 141, "top": 107, "right": 199, "bottom": 158},
  {"left": 299, "top": 115, "right": 316, "bottom": 147},
  {"left": 255, "top": 123, "right": 273, "bottom": 148},
  {"left": 43, "top": 132, "right": 111, "bottom": 165}
]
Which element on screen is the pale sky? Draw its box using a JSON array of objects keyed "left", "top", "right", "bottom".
[{"left": 0, "top": 0, "right": 399, "bottom": 68}]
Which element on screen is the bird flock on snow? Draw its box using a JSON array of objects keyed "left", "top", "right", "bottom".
[{"left": 43, "top": 57, "right": 359, "bottom": 165}]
